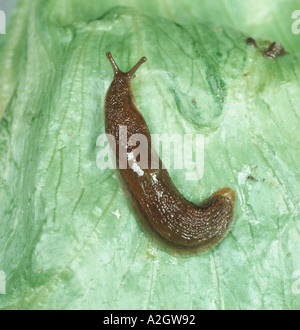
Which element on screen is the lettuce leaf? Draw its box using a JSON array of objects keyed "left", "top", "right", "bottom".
[{"left": 0, "top": 0, "right": 299, "bottom": 309}]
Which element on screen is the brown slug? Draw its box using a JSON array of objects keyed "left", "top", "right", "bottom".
[{"left": 104, "top": 52, "right": 235, "bottom": 253}]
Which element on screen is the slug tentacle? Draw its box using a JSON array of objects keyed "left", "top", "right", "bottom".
[
  {"left": 126, "top": 56, "right": 147, "bottom": 79},
  {"left": 106, "top": 51, "right": 121, "bottom": 76},
  {"left": 106, "top": 51, "right": 147, "bottom": 80},
  {"left": 104, "top": 53, "right": 236, "bottom": 253}
]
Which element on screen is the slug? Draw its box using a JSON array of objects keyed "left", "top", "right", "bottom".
[{"left": 104, "top": 52, "right": 235, "bottom": 253}]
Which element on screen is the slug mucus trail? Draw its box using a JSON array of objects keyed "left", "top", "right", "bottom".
[{"left": 104, "top": 52, "right": 235, "bottom": 253}]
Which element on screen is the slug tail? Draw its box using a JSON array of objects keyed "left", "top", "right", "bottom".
[{"left": 212, "top": 187, "right": 236, "bottom": 217}]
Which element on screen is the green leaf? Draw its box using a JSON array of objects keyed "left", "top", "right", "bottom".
[{"left": 0, "top": 0, "right": 299, "bottom": 309}]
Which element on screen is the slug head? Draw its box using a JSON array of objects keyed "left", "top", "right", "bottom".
[{"left": 106, "top": 52, "right": 147, "bottom": 81}]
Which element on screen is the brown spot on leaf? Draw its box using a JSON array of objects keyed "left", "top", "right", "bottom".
[
  {"left": 246, "top": 37, "right": 288, "bottom": 59},
  {"left": 246, "top": 37, "right": 258, "bottom": 48},
  {"left": 247, "top": 175, "right": 258, "bottom": 182},
  {"left": 263, "top": 42, "right": 288, "bottom": 59}
]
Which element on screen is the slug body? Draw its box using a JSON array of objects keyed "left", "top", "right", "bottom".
[{"left": 104, "top": 52, "right": 235, "bottom": 252}]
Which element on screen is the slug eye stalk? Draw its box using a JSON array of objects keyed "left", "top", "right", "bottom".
[{"left": 106, "top": 52, "right": 147, "bottom": 79}]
